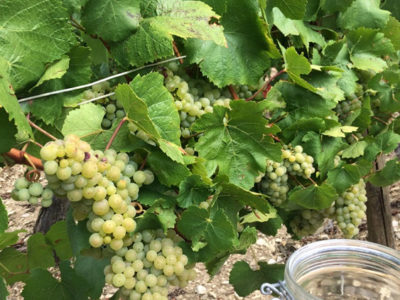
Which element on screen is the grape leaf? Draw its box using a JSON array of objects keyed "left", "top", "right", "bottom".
[
  {"left": 346, "top": 28, "right": 394, "bottom": 73},
  {"left": 177, "top": 175, "right": 211, "bottom": 208},
  {"left": 0, "top": 277, "right": 8, "bottom": 300},
  {"left": 66, "top": 210, "right": 91, "bottom": 256},
  {"left": 0, "top": 247, "right": 28, "bottom": 284},
  {"left": 342, "top": 141, "right": 368, "bottom": 158},
  {"left": 74, "top": 255, "right": 109, "bottom": 299},
  {"left": 365, "top": 131, "right": 400, "bottom": 160},
  {"left": 0, "top": 110, "right": 17, "bottom": 154},
  {"left": 289, "top": 183, "right": 338, "bottom": 209},
  {"left": 112, "top": 0, "right": 226, "bottom": 67},
  {"left": 0, "top": 59, "right": 32, "bottom": 138},
  {"left": 0, "top": 230, "right": 24, "bottom": 251},
  {"left": 62, "top": 47, "right": 92, "bottom": 87},
  {"left": 61, "top": 103, "right": 105, "bottom": 138},
  {"left": 0, "top": 199, "right": 7, "bottom": 233},
  {"left": 185, "top": 0, "right": 272, "bottom": 87},
  {"left": 82, "top": 0, "right": 141, "bottom": 42},
  {"left": 338, "top": 0, "right": 390, "bottom": 30},
  {"left": 321, "top": 0, "right": 354, "bottom": 13},
  {"left": 382, "top": 16, "right": 400, "bottom": 51},
  {"left": 116, "top": 84, "right": 184, "bottom": 163},
  {"left": 192, "top": 100, "right": 281, "bottom": 189},
  {"left": 273, "top": 8, "right": 326, "bottom": 50},
  {"left": 323, "top": 125, "right": 358, "bottom": 137},
  {"left": 268, "top": 0, "right": 307, "bottom": 19},
  {"left": 32, "top": 56, "right": 70, "bottom": 89},
  {"left": 327, "top": 164, "right": 363, "bottom": 194},
  {"left": 0, "top": 0, "right": 75, "bottom": 91},
  {"left": 45, "top": 221, "right": 73, "bottom": 260},
  {"left": 382, "top": 0, "right": 400, "bottom": 21},
  {"left": 229, "top": 261, "right": 285, "bottom": 297},
  {"left": 201, "top": 0, "right": 227, "bottom": 15},
  {"left": 147, "top": 149, "right": 191, "bottom": 187},
  {"left": 27, "top": 233, "right": 55, "bottom": 270},
  {"left": 283, "top": 47, "right": 316, "bottom": 92},
  {"left": 368, "top": 158, "right": 400, "bottom": 187},
  {"left": 130, "top": 73, "right": 181, "bottom": 145},
  {"left": 177, "top": 207, "right": 236, "bottom": 252}
]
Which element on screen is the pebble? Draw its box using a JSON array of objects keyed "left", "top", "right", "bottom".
[
  {"left": 267, "top": 258, "right": 276, "bottom": 264},
  {"left": 256, "top": 238, "right": 267, "bottom": 246},
  {"left": 392, "top": 220, "right": 398, "bottom": 228},
  {"left": 22, "top": 213, "right": 30, "bottom": 218},
  {"left": 196, "top": 285, "right": 207, "bottom": 295}
]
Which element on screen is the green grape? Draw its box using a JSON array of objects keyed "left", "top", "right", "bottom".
[
  {"left": 41, "top": 188, "right": 54, "bottom": 200},
  {"left": 29, "top": 196, "right": 39, "bottom": 205},
  {"left": 40, "top": 143, "right": 58, "bottom": 161},
  {"left": 14, "top": 177, "right": 29, "bottom": 189},
  {"left": 41, "top": 198, "right": 53, "bottom": 208},
  {"left": 89, "top": 233, "right": 103, "bottom": 248},
  {"left": 133, "top": 171, "right": 146, "bottom": 185},
  {"left": 18, "top": 189, "right": 30, "bottom": 202},
  {"left": 113, "top": 273, "right": 126, "bottom": 287}
]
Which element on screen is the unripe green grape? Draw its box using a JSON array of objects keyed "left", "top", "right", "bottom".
[
  {"left": 133, "top": 171, "right": 146, "bottom": 185},
  {"left": 28, "top": 182, "right": 43, "bottom": 197},
  {"left": 124, "top": 277, "right": 136, "bottom": 289},
  {"left": 18, "top": 189, "right": 30, "bottom": 202},
  {"left": 122, "top": 218, "right": 136, "bottom": 232},
  {"left": 29, "top": 196, "right": 39, "bottom": 205},
  {"left": 14, "top": 177, "right": 30, "bottom": 190},
  {"left": 57, "top": 167, "right": 72, "bottom": 181},
  {"left": 110, "top": 239, "right": 124, "bottom": 251},
  {"left": 113, "top": 226, "right": 126, "bottom": 239},
  {"left": 112, "top": 273, "right": 126, "bottom": 287},
  {"left": 154, "top": 256, "right": 166, "bottom": 270},
  {"left": 143, "top": 170, "right": 154, "bottom": 185},
  {"left": 129, "top": 291, "right": 141, "bottom": 300},
  {"left": 67, "top": 189, "right": 83, "bottom": 202},
  {"left": 92, "top": 199, "right": 110, "bottom": 216},
  {"left": 40, "top": 144, "right": 58, "bottom": 161}
]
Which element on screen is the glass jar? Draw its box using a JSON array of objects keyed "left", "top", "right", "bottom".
[{"left": 262, "top": 239, "right": 400, "bottom": 299}]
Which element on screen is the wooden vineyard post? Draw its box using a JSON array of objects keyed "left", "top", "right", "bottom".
[{"left": 366, "top": 156, "right": 395, "bottom": 248}]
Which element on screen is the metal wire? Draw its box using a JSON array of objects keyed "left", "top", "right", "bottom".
[
  {"left": 18, "top": 56, "right": 186, "bottom": 103},
  {"left": 78, "top": 92, "right": 115, "bottom": 106}
]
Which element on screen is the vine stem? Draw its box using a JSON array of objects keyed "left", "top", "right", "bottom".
[
  {"left": 139, "top": 157, "right": 147, "bottom": 171},
  {"left": 105, "top": 118, "right": 127, "bottom": 150},
  {"left": 28, "top": 119, "right": 57, "bottom": 141},
  {"left": 308, "top": 176, "right": 318, "bottom": 186},
  {"left": 4, "top": 149, "right": 43, "bottom": 170},
  {"left": 172, "top": 41, "right": 184, "bottom": 64},
  {"left": 246, "top": 69, "right": 286, "bottom": 101},
  {"left": 228, "top": 85, "right": 239, "bottom": 99}
]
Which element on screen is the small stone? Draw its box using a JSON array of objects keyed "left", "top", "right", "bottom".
[
  {"left": 392, "top": 220, "right": 398, "bottom": 228},
  {"left": 267, "top": 258, "right": 276, "bottom": 264},
  {"left": 22, "top": 213, "right": 30, "bottom": 218},
  {"left": 256, "top": 238, "right": 267, "bottom": 246},
  {"left": 196, "top": 285, "right": 207, "bottom": 295},
  {"left": 208, "top": 291, "right": 217, "bottom": 298}
]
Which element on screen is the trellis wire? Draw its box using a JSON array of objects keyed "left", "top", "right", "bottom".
[{"left": 18, "top": 56, "right": 186, "bottom": 104}]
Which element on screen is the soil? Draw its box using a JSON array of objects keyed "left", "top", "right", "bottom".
[{"left": 1, "top": 165, "right": 399, "bottom": 300}]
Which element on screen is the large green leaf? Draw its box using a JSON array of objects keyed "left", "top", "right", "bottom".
[
  {"left": 82, "top": 0, "right": 141, "bottom": 42},
  {"left": 115, "top": 83, "right": 184, "bottom": 163},
  {"left": 177, "top": 175, "right": 211, "bottom": 208},
  {"left": 0, "top": 0, "right": 75, "bottom": 91},
  {"left": 62, "top": 103, "right": 105, "bottom": 137},
  {"left": 346, "top": 28, "right": 394, "bottom": 73},
  {"left": 32, "top": 56, "right": 70, "bottom": 89},
  {"left": 0, "top": 110, "right": 17, "bottom": 154},
  {"left": 130, "top": 73, "right": 181, "bottom": 145},
  {"left": 45, "top": 221, "right": 73, "bottom": 260},
  {"left": 368, "top": 158, "right": 400, "bottom": 187},
  {"left": 229, "top": 261, "right": 285, "bottom": 297},
  {"left": 177, "top": 207, "right": 236, "bottom": 252},
  {"left": 327, "top": 164, "right": 363, "bottom": 194},
  {"left": 0, "top": 247, "right": 28, "bottom": 284},
  {"left": 112, "top": 0, "right": 226, "bottom": 67},
  {"left": 289, "top": 183, "right": 338, "bottom": 209},
  {"left": 338, "top": 0, "right": 390, "bottom": 30},
  {"left": 0, "top": 59, "right": 32, "bottom": 138},
  {"left": 185, "top": 0, "right": 272, "bottom": 87},
  {"left": 268, "top": 0, "right": 307, "bottom": 19},
  {"left": 192, "top": 100, "right": 281, "bottom": 189},
  {"left": 382, "top": 16, "right": 400, "bottom": 51},
  {"left": 27, "top": 233, "right": 55, "bottom": 270}
]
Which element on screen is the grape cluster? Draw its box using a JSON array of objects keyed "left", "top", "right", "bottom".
[
  {"left": 81, "top": 82, "right": 125, "bottom": 129},
  {"left": 104, "top": 229, "right": 196, "bottom": 300},
  {"left": 40, "top": 135, "right": 154, "bottom": 251},
  {"left": 330, "top": 180, "right": 367, "bottom": 238},
  {"left": 164, "top": 63, "right": 232, "bottom": 138},
  {"left": 289, "top": 209, "right": 326, "bottom": 238},
  {"left": 11, "top": 177, "right": 53, "bottom": 207},
  {"left": 335, "top": 97, "right": 362, "bottom": 121},
  {"left": 261, "top": 145, "right": 315, "bottom": 206}
]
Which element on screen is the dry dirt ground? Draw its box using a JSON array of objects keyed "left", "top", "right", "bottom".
[{"left": 1, "top": 165, "right": 399, "bottom": 300}]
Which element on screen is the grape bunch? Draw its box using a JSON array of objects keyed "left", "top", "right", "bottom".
[
  {"left": 330, "top": 180, "right": 367, "bottom": 238},
  {"left": 335, "top": 97, "right": 362, "bottom": 121},
  {"left": 104, "top": 229, "right": 196, "bottom": 300},
  {"left": 289, "top": 209, "right": 326, "bottom": 238},
  {"left": 39, "top": 135, "right": 154, "bottom": 251},
  {"left": 11, "top": 177, "right": 53, "bottom": 207},
  {"left": 164, "top": 63, "right": 231, "bottom": 138},
  {"left": 81, "top": 82, "right": 126, "bottom": 129},
  {"left": 261, "top": 145, "right": 315, "bottom": 206}
]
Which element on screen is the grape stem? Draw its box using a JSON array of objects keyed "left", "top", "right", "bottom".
[
  {"left": 308, "top": 176, "right": 318, "bottom": 186},
  {"left": 139, "top": 157, "right": 147, "bottom": 171},
  {"left": 4, "top": 148, "right": 43, "bottom": 170},
  {"left": 246, "top": 69, "right": 286, "bottom": 101},
  {"left": 105, "top": 118, "right": 127, "bottom": 150},
  {"left": 172, "top": 41, "right": 184, "bottom": 64},
  {"left": 28, "top": 119, "right": 57, "bottom": 141},
  {"left": 228, "top": 85, "right": 239, "bottom": 100},
  {"left": 173, "top": 224, "right": 190, "bottom": 242}
]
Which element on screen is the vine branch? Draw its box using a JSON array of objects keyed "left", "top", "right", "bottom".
[
  {"left": 246, "top": 69, "right": 286, "bottom": 101},
  {"left": 105, "top": 118, "right": 127, "bottom": 150},
  {"left": 228, "top": 85, "right": 239, "bottom": 100},
  {"left": 28, "top": 119, "right": 57, "bottom": 141},
  {"left": 5, "top": 148, "right": 43, "bottom": 170}
]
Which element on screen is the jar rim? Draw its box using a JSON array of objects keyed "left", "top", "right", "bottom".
[{"left": 284, "top": 239, "right": 400, "bottom": 299}]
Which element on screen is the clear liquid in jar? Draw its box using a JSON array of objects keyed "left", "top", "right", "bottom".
[{"left": 297, "top": 266, "right": 400, "bottom": 300}]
